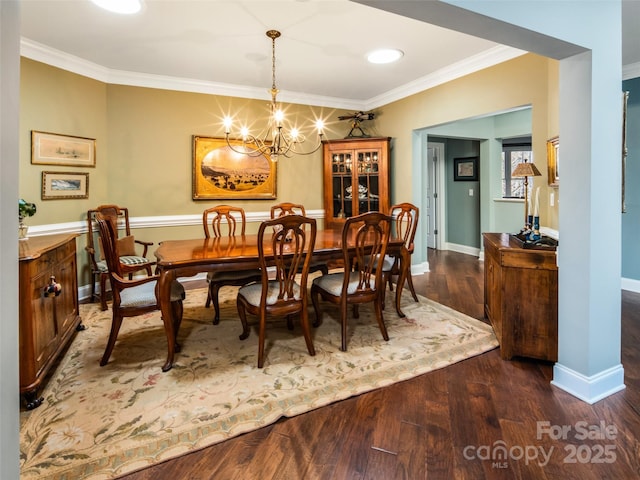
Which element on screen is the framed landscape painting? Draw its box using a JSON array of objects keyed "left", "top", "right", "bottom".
[
  {"left": 31, "top": 131, "right": 96, "bottom": 167},
  {"left": 192, "top": 136, "right": 276, "bottom": 200},
  {"left": 41, "top": 171, "right": 89, "bottom": 200}
]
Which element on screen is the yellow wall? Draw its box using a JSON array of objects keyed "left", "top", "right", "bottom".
[
  {"left": 103, "top": 85, "right": 335, "bottom": 215},
  {"left": 20, "top": 59, "right": 108, "bottom": 225},
  {"left": 375, "top": 53, "right": 559, "bottom": 230}
]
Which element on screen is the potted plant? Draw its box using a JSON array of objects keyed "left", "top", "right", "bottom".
[{"left": 19, "top": 199, "right": 37, "bottom": 240}]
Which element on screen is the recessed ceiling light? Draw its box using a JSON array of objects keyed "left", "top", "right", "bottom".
[
  {"left": 91, "top": 0, "right": 143, "bottom": 14},
  {"left": 367, "top": 48, "right": 404, "bottom": 64}
]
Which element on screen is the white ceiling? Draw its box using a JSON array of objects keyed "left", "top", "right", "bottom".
[{"left": 20, "top": 0, "right": 640, "bottom": 111}]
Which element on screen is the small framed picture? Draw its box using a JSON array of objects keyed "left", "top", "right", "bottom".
[
  {"left": 453, "top": 156, "right": 478, "bottom": 181},
  {"left": 31, "top": 131, "right": 96, "bottom": 167},
  {"left": 42, "top": 171, "right": 89, "bottom": 200}
]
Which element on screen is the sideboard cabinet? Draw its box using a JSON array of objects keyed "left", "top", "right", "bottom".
[
  {"left": 322, "top": 137, "right": 390, "bottom": 228},
  {"left": 483, "top": 232, "right": 558, "bottom": 362},
  {"left": 19, "top": 233, "right": 82, "bottom": 409}
]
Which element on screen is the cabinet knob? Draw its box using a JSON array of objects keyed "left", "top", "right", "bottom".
[{"left": 43, "top": 275, "right": 62, "bottom": 297}]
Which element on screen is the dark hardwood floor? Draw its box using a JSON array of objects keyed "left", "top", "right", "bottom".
[{"left": 122, "top": 249, "right": 640, "bottom": 480}]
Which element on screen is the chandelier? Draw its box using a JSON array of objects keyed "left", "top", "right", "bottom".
[{"left": 223, "top": 30, "right": 325, "bottom": 162}]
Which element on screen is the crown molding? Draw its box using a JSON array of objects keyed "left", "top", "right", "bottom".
[
  {"left": 21, "top": 37, "right": 640, "bottom": 108},
  {"left": 364, "top": 45, "right": 527, "bottom": 110},
  {"left": 22, "top": 37, "right": 525, "bottom": 110}
]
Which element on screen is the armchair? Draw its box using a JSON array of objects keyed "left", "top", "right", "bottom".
[
  {"left": 86, "top": 205, "right": 156, "bottom": 311},
  {"left": 94, "top": 213, "right": 184, "bottom": 368}
]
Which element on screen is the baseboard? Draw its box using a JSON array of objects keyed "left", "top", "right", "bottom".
[
  {"left": 442, "top": 242, "right": 480, "bottom": 257},
  {"left": 411, "top": 260, "right": 429, "bottom": 275},
  {"left": 621, "top": 277, "right": 640, "bottom": 293},
  {"left": 551, "top": 363, "right": 626, "bottom": 404}
]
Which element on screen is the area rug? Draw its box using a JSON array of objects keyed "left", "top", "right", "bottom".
[{"left": 20, "top": 286, "right": 498, "bottom": 480}]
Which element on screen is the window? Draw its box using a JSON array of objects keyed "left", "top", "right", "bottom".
[{"left": 502, "top": 137, "right": 532, "bottom": 198}]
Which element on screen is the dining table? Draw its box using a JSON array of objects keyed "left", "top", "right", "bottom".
[{"left": 154, "top": 227, "right": 408, "bottom": 371}]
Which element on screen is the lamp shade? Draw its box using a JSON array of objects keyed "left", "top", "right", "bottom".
[{"left": 512, "top": 161, "right": 542, "bottom": 177}]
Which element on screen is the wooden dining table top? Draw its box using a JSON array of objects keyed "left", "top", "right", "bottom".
[{"left": 154, "top": 227, "right": 403, "bottom": 271}]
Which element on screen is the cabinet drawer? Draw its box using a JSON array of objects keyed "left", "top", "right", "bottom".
[
  {"left": 55, "top": 238, "right": 76, "bottom": 262},
  {"left": 31, "top": 250, "right": 57, "bottom": 274}
]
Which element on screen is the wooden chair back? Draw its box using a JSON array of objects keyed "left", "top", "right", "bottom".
[
  {"left": 270, "top": 202, "right": 306, "bottom": 219},
  {"left": 382, "top": 203, "right": 420, "bottom": 316},
  {"left": 341, "top": 211, "right": 391, "bottom": 300},
  {"left": 391, "top": 203, "right": 419, "bottom": 255},
  {"left": 203, "top": 205, "right": 247, "bottom": 238},
  {"left": 86, "top": 204, "right": 154, "bottom": 310},
  {"left": 95, "top": 213, "right": 124, "bottom": 278},
  {"left": 258, "top": 214, "right": 317, "bottom": 310}
]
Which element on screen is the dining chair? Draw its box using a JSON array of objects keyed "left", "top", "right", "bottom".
[
  {"left": 95, "top": 213, "right": 185, "bottom": 367},
  {"left": 270, "top": 202, "right": 328, "bottom": 275},
  {"left": 236, "top": 214, "right": 317, "bottom": 368},
  {"left": 203, "top": 205, "right": 262, "bottom": 325},
  {"left": 310, "top": 211, "right": 392, "bottom": 351},
  {"left": 382, "top": 203, "right": 420, "bottom": 316},
  {"left": 86, "top": 205, "right": 156, "bottom": 311}
]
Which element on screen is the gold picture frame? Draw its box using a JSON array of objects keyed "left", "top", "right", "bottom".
[
  {"left": 192, "top": 136, "right": 276, "bottom": 200},
  {"left": 42, "top": 171, "right": 89, "bottom": 200},
  {"left": 546, "top": 136, "right": 559, "bottom": 187},
  {"left": 31, "top": 131, "right": 96, "bottom": 167}
]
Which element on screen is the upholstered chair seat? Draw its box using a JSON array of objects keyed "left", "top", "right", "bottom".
[
  {"left": 312, "top": 271, "right": 378, "bottom": 296},
  {"left": 120, "top": 280, "right": 184, "bottom": 308},
  {"left": 238, "top": 280, "right": 302, "bottom": 307}
]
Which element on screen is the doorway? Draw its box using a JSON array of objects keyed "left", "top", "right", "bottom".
[{"left": 426, "top": 141, "right": 445, "bottom": 250}]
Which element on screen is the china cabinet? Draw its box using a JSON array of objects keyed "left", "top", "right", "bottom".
[
  {"left": 19, "top": 233, "right": 83, "bottom": 409},
  {"left": 322, "top": 137, "right": 390, "bottom": 228}
]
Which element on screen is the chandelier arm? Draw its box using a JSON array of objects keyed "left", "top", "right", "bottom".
[{"left": 224, "top": 133, "right": 270, "bottom": 158}]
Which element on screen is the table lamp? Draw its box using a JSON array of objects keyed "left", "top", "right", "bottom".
[{"left": 511, "top": 159, "right": 542, "bottom": 229}]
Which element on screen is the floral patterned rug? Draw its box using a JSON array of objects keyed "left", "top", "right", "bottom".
[{"left": 20, "top": 286, "right": 497, "bottom": 479}]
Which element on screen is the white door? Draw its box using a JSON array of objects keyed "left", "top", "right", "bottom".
[{"left": 426, "top": 142, "right": 444, "bottom": 249}]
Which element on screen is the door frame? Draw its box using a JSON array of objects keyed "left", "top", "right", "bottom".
[{"left": 427, "top": 141, "right": 446, "bottom": 251}]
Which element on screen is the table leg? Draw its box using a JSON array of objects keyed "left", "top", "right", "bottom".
[
  {"left": 158, "top": 268, "right": 177, "bottom": 372},
  {"left": 394, "top": 252, "right": 409, "bottom": 318}
]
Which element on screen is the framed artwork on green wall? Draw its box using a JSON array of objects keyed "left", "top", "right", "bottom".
[
  {"left": 453, "top": 156, "right": 478, "bottom": 181},
  {"left": 192, "top": 136, "right": 276, "bottom": 200}
]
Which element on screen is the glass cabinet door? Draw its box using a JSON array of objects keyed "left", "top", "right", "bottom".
[
  {"left": 355, "top": 149, "right": 381, "bottom": 214},
  {"left": 331, "top": 151, "right": 353, "bottom": 219}
]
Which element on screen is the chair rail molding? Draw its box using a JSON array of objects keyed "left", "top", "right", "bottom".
[{"left": 27, "top": 209, "right": 327, "bottom": 236}]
